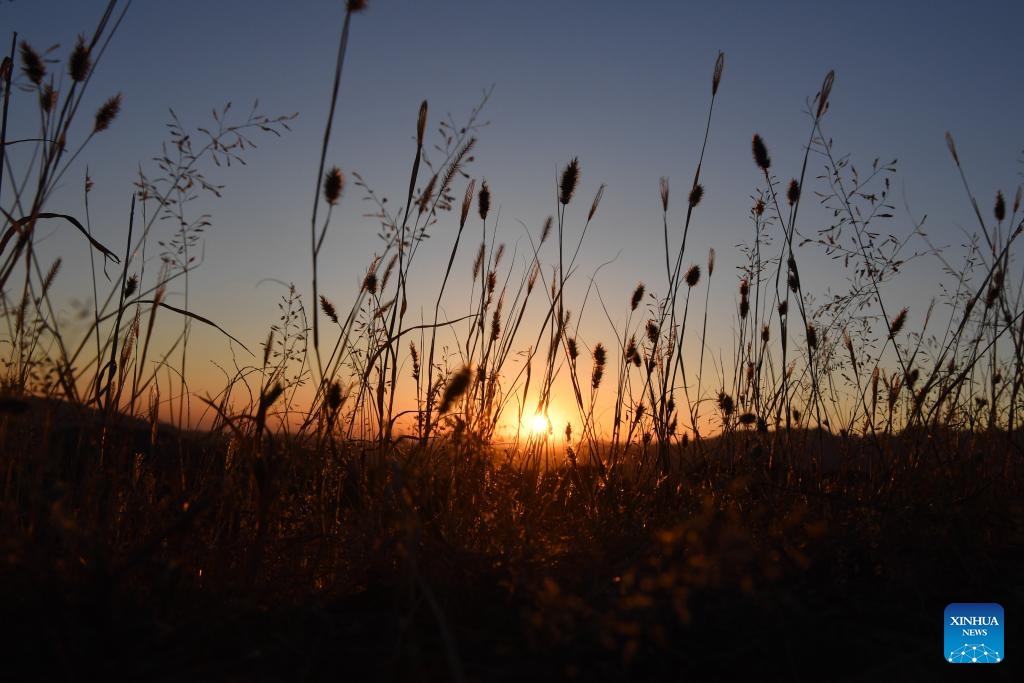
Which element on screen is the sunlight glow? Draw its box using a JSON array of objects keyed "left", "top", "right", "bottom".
[{"left": 528, "top": 413, "right": 552, "bottom": 436}]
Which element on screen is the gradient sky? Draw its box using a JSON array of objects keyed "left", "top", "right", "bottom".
[{"left": 3, "top": 0, "right": 1022, "bottom": 433}]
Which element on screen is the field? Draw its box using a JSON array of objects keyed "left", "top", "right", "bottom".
[{"left": 2, "top": 2, "right": 1022, "bottom": 680}]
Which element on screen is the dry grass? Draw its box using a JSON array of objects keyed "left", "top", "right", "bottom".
[{"left": 1, "top": 2, "right": 1022, "bottom": 680}]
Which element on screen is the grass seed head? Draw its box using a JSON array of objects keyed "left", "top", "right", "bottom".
[
  {"left": 417, "top": 173, "right": 438, "bottom": 215},
  {"left": 645, "top": 320, "right": 659, "bottom": 345},
  {"left": 491, "top": 308, "right": 501, "bottom": 342},
  {"left": 439, "top": 366, "right": 472, "bottom": 413},
  {"left": 460, "top": 179, "right": 476, "bottom": 229},
  {"left": 478, "top": 180, "right": 491, "bottom": 221},
  {"left": 888, "top": 307, "right": 908, "bottom": 338},
  {"left": 123, "top": 273, "right": 138, "bottom": 299},
  {"left": 717, "top": 391, "right": 734, "bottom": 417},
  {"left": 540, "top": 216, "right": 553, "bottom": 244},
  {"left": 986, "top": 268, "right": 1003, "bottom": 309},
  {"left": 93, "top": 93, "right": 122, "bottom": 133},
  {"left": 472, "top": 243, "right": 485, "bottom": 280},
  {"left": 260, "top": 382, "right": 285, "bottom": 412},
  {"left": 416, "top": 99, "right": 427, "bottom": 147},
  {"left": 591, "top": 343, "right": 607, "bottom": 390},
  {"left": 409, "top": 341, "right": 420, "bottom": 382},
  {"left": 712, "top": 51, "right": 725, "bottom": 96},
  {"left": 323, "top": 166, "right": 344, "bottom": 206},
  {"left": 630, "top": 282, "right": 645, "bottom": 311},
  {"left": 625, "top": 335, "right": 638, "bottom": 363},
  {"left": 320, "top": 296, "right": 338, "bottom": 324},
  {"left": 40, "top": 85, "right": 57, "bottom": 114},
  {"left": 362, "top": 267, "right": 378, "bottom": 295},
  {"left": 815, "top": 70, "right": 834, "bottom": 119},
  {"left": 994, "top": 190, "right": 1006, "bottom": 222},
  {"left": 69, "top": 35, "right": 91, "bottom": 82},
  {"left": 659, "top": 176, "right": 670, "bottom": 212},
  {"left": 19, "top": 41, "right": 45, "bottom": 86},
  {"left": 787, "top": 179, "right": 800, "bottom": 205},
  {"left": 688, "top": 183, "right": 704, "bottom": 208},
  {"left": 685, "top": 264, "right": 701, "bottom": 288},
  {"left": 588, "top": 183, "right": 606, "bottom": 222},
  {"left": 527, "top": 262, "right": 540, "bottom": 293},
  {"left": 326, "top": 381, "right": 344, "bottom": 411},
  {"left": 347, "top": 0, "right": 369, "bottom": 13},
  {"left": 752, "top": 134, "right": 771, "bottom": 171},
  {"left": 888, "top": 372, "right": 903, "bottom": 407},
  {"left": 559, "top": 157, "right": 580, "bottom": 205},
  {"left": 707, "top": 248, "right": 716, "bottom": 276},
  {"left": 945, "top": 132, "right": 960, "bottom": 166}
]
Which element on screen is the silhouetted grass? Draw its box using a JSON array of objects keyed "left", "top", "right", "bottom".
[{"left": 1, "top": 2, "right": 1022, "bottom": 680}]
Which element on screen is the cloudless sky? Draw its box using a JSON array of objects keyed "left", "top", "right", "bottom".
[{"left": 3, "top": 0, "right": 1022, "bottom": 431}]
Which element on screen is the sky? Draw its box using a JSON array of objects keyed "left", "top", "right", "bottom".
[{"left": 3, "top": 0, "right": 1023, "bottom": 435}]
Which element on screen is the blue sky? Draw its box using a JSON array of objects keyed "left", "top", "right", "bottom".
[{"left": 3, "top": 0, "right": 1022, "bottom": 429}]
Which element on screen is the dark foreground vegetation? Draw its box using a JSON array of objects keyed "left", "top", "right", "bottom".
[
  {"left": 1, "top": 400, "right": 1022, "bottom": 681},
  {"left": 3, "top": 1, "right": 1023, "bottom": 680}
]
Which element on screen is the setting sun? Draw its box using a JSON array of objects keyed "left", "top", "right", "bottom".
[
  {"left": 527, "top": 413, "right": 552, "bottom": 436},
  {"left": 3, "top": 0, "right": 1020, "bottom": 679}
]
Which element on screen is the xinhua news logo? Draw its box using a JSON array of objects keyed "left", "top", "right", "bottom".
[{"left": 945, "top": 603, "right": 1004, "bottom": 663}]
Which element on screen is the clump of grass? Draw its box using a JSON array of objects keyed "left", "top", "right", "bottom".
[{"left": 2, "top": 7, "right": 1023, "bottom": 681}]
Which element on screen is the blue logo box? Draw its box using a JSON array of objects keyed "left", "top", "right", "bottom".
[{"left": 945, "top": 603, "right": 1003, "bottom": 663}]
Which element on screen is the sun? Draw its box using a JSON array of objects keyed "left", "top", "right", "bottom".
[{"left": 527, "top": 413, "right": 552, "bottom": 436}]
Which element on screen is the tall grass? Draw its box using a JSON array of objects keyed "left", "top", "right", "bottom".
[{"left": 1, "top": 2, "right": 1021, "bottom": 679}]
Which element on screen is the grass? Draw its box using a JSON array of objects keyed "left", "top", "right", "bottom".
[{"left": 1, "top": 2, "right": 1022, "bottom": 680}]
